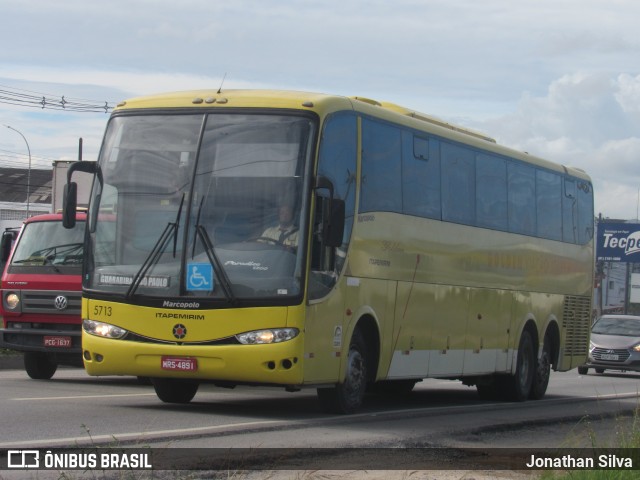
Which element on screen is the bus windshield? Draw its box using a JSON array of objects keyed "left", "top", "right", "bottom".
[{"left": 87, "top": 112, "right": 315, "bottom": 303}]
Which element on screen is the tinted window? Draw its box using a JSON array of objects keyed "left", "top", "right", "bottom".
[
  {"left": 441, "top": 142, "right": 475, "bottom": 225},
  {"left": 402, "top": 133, "right": 441, "bottom": 219},
  {"left": 563, "top": 178, "right": 577, "bottom": 243},
  {"left": 577, "top": 180, "right": 594, "bottom": 245},
  {"left": 476, "top": 153, "right": 507, "bottom": 230},
  {"left": 536, "top": 170, "right": 562, "bottom": 241},
  {"left": 311, "top": 112, "right": 358, "bottom": 299},
  {"left": 361, "top": 119, "right": 402, "bottom": 213},
  {"left": 508, "top": 162, "right": 536, "bottom": 235}
]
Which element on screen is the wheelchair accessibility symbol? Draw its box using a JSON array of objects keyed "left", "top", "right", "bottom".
[{"left": 186, "top": 263, "right": 213, "bottom": 291}]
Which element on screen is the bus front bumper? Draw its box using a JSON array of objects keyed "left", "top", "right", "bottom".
[{"left": 81, "top": 331, "right": 304, "bottom": 385}]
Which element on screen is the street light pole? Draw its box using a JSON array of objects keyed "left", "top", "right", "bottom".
[{"left": 4, "top": 125, "right": 32, "bottom": 218}]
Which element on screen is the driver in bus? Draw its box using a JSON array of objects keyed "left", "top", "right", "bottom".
[{"left": 260, "top": 204, "right": 298, "bottom": 250}]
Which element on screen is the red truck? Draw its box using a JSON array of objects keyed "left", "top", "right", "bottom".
[{"left": 0, "top": 212, "right": 86, "bottom": 378}]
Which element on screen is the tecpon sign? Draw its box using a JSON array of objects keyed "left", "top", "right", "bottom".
[{"left": 596, "top": 222, "right": 640, "bottom": 263}]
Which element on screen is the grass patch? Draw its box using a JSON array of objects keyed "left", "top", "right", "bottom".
[{"left": 539, "top": 407, "right": 640, "bottom": 480}]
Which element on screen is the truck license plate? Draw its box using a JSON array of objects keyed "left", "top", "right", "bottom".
[
  {"left": 161, "top": 356, "right": 197, "bottom": 372},
  {"left": 43, "top": 336, "right": 72, "bottom": 348}
]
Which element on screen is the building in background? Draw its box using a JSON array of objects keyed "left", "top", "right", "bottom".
[{"left": 0, "top": 167, "right": 53, "bottom": 232}]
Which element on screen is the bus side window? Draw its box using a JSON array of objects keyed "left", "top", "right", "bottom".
[{"left": 309, "top": 112, "right": 357, "bottom": 300}]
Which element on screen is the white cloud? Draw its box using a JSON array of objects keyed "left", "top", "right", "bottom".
[
  {"left": 3, "top": 1, "right": 640, "bottom": 220},
  {"left": 475, "top": 72, "right": 640, "bottom": 219}
]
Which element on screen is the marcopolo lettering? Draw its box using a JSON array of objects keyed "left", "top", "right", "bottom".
[{"left": 162, "top": 300, "right": 201, "bottom": 309}]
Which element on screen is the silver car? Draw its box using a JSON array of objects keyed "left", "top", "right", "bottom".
[{"left": 578, "top": 314, "right": 640, "bottom": 375}]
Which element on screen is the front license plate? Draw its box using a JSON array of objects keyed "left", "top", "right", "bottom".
[
  {"left": 600, "top": 354, "right": 619, "bottom": 361},
  {"left": 161, "top": 356, "right": 197, "bottom": 372},
  {"left": 43, "top": 336, "right": 72, "bottom": 348}
]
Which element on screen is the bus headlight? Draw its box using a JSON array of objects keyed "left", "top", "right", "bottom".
[
  {"left": 83, "top": 319, "right": 127, "bottom": 339},
  {"left": 236, "top": 328, "right": 299, "bottom": 345},
  {"left": 5, "top": 292, "right": 20, "bottom": 310}
]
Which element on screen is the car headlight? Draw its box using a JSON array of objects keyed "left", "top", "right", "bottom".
[
  {"left": 236, "top": 328, "right": 299, "bottom": 345},
  {"left": 633, "top": 343, "right": 640, "bottom": 353},
  {"left": 83, "top": 319, "right": 127, "bottom": 339},
  {"left": 589, "top": 341, "right": 595, "bottom": 352},
  {"left": 5, "top": 292, "right": 20, "bottom": 310}
]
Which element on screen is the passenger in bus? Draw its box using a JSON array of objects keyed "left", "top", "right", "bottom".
[{"left": 260, "top": 204, "right": 298, "bottom": 250}]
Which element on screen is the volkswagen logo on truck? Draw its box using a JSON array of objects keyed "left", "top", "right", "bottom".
[{"left": 54, "top": 295, "right": 68, "bottom": 311}]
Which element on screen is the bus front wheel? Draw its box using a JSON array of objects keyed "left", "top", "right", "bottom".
[
  {"left": 317, "top": 329, "right": 368, "bottom": 414},
  {"left": 152, "top": 378, "right": 199, "bottom": 404}
]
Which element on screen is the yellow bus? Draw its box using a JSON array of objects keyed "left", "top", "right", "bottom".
[{"left": 63, "top": 90, "right": 594, "bottom": 413}]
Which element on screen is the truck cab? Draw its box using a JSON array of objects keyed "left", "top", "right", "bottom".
[{"left": 0, "top": 212, "right": 86, "bottom": 379}]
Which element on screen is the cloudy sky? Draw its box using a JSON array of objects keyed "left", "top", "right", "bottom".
[{"left": 1, "top": 0, "right": 639, "bottom": 219}]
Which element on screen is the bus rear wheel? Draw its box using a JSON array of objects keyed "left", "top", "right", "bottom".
[
  {"left": 317, "top": 329, "right": 368, "bottom": 414},
  {"left": 24, "top": 352, "right": 57, "bottom": 380},
  {"left": 152, "top": 378, "right": 199, "bottom": 404},
  {"left": 500, "top": 330, "right": 535, "bottom": 401},
  {"left": 530, "top": 335, "right": 551, "bottom": 400}
]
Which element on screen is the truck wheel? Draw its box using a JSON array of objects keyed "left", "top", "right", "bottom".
[
  {"left": 530, "top": 336, "right": 551, "bottom": 400},
  {"left": 317, "top": 329, "right": 368, "bottom": 414},
  {"left": 152, "top": 378, "right": 199, "bottom": 403},
  {"left": 500, "top": 330, "right": 535, "bottom": 401},
  {"left": 24, "top": 352, "right": 58, "bottom": 380}
]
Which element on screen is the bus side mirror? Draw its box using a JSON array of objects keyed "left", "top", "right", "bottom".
[
  {"left": 323, "top": 197, "right": 345, "bottom": 248},
  {"left": 62, "top": 160, "right": 99, "bottom": 229},
  {"left": 314, "top": 175, "right": 345, "bottom": 248},
  {"left": 63, "top": 182, "right": 77, "bottom": 229}
]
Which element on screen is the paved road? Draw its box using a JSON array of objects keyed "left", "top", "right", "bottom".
[{"left": 1, "top": 359, "right": 639, "bottom": 479}]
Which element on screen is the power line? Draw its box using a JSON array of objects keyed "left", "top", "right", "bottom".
[
  {"left": 0, "top": 84, "right": 114, "bottom": 113},
  {"left": 0, "top": 148, "right": 59, "bottom": 164}
]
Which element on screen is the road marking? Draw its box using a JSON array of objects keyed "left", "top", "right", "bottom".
[
  {"left": 11, "top": 393, "right": 157, "bottom": 401},
  {"left": 0, "top": 419, "right": 286, "bottom": 449}
]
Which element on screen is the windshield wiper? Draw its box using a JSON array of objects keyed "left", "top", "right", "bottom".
[
  {"left": 194, "top": 225, "right": 237, "bottom": 304},
  {"left": 14, "top": 243, "right": 83, "bottom": 269},
  {"left": 125, "top": 194, "right": 185, "bottom": 299},
  {"left": 192, "top": 198, "right": 236, "bottom": 304}
]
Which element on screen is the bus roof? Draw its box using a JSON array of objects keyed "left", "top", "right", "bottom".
[{"left": 113, "top": 89, "right": 591, "bottom": 182}]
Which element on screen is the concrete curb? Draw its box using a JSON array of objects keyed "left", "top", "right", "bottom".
[{"left": 0, "top": 353, "right": 23, "bottom": 370}]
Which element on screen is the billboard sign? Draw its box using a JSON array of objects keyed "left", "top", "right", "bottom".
[{"left": 596, "top": 222, "right": 640, "bottom": 263}]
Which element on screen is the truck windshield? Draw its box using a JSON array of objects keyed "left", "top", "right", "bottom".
[
  {"left": 11, "top": 220, "right": 85, "bottom": 267},
  {"left": 86, "top": 112, "right": 315, "bottom": 304}
]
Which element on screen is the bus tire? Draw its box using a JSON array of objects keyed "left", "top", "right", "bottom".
[
  {"left": 501, "top": 330, "right": 535, "bottom": 401},
  {"left": 152, "top": 378, "right": 199, "bottom": 404},
  {"left": 24, "top": 352, "right": 57, "bottom": 380},
  {"left": 317, "top": 329, "right": 368, "bottom": 414},
  {"left": 530, "top": 335, "right": 551, "bottom": 400}
]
